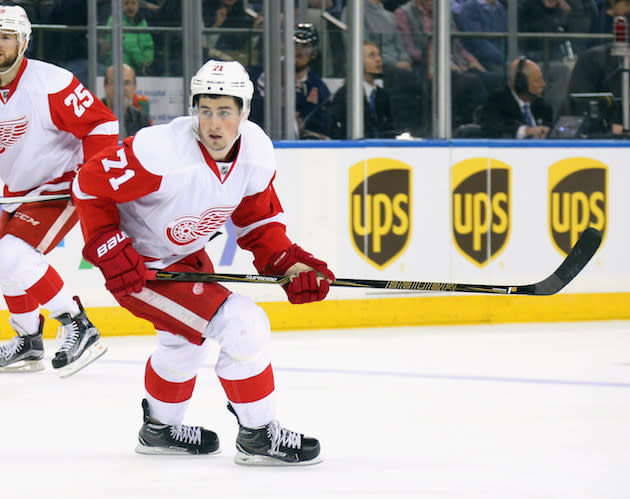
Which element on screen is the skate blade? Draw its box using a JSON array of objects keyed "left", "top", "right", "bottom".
[
  {"left": 234, "top": 451, "right": 323, "bottom": 466},
  {"left": 0, "top": 359, "right": 45, "bottom": 373},
  {"left": 55, "top": 339, "right": 107, "bottom": 378},
  {"left": 135, "top": 443, "right": 221, "bottom": 456}
]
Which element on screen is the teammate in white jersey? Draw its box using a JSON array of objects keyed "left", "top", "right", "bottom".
[
  {"left": 72, "top": 60, "right": 335, "bottom": 465},
  {"left": 0, "top": 6, "right": 119, "bottom": 376}
]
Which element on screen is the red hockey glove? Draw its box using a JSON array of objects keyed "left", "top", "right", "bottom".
[
  {"left": 263, "top": 244, "right": 335, "bottom": 304},
  {"left": 83, "top": 227, "right": 147, "bottom": 296}
]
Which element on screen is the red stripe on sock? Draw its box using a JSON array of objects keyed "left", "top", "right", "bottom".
[
  {"left": 219, "top": 364, "right": 275, "bottom": 404},
  {"left": 26, "top": 266, "right": 64, "bottom": 305},
  {"left": 3, "top": 293, "right": 38, "bottom": 313},
  {"left": 144, "top": 358, "right": 196, "bottom": 403}
]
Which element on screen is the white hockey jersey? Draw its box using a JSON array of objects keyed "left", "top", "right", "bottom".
[
  {"left": 73, "top": 117, "right": 292, "bottom": 269},
  {"left": 0, "top": 58, "right": 118, "bottom": 203}
]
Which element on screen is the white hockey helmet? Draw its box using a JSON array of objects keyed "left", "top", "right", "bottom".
[
  {"left": 189, "top": 60, "right": 254, "bottom": 115},
  {"left": 0, "top": 5, "right": 31, "bottom": 47}
]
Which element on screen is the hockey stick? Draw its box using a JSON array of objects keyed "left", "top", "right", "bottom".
[
  {"left": 0, "top": 194, "right": 71, "bottom": 204},
  {"left": 146, "top": 228, "right": 602, "bottom": 296}
]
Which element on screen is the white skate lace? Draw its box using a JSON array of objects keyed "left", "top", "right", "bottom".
[
  {"left": 170, "top": 425, "right": 202, "bottom": 445},
  {"left": 56, "top": 322, "right": 81, "bottom": 353},
  {"left": 268, "top": 421, "right": 302, "bottom": 453},
  {"left": 0, "top": 336, "right": 24, "bottom": 360}
]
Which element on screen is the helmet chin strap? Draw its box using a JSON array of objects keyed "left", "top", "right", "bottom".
[{"left": 0, "top": 37, "right": 27, "bottom": 77}]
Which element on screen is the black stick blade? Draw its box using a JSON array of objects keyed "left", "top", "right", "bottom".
[{"left": 527, "top": 227, "right": 602, "bottom": 295}]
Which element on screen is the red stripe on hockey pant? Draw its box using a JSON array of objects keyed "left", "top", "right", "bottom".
[
  {"left": 26, "top": 265, "right": 64, "bottom": 305},
  {"left": 4, "top": 200, "right": 78, "bottom": 255},
  {"left": 115, "top": 253, "right": 231, "bottom": 346},
  {"left": 145, "top": 358, "right": 196, "bottom": 404},
  {"left": 3, "top": 293, "right": 38, "bottom": 314},
  {"left": 219, "top": 364, "right": 275, "bottom": 404}
]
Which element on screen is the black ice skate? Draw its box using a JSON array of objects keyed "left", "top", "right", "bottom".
[
  {"left": 228, "top": 403, "right": 322, "bottom": 466},
  {"left": 135, "top": 399, "right": 220, "bottom": 455},
  {"left": 0, "top": 315, "right": 45, "bottom": 372},
  {"left": 51, "top": 296, "right": 107, "bottom": 377}
]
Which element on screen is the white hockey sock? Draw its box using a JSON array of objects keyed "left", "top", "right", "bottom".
[
  {"left": 9, "top": 311, "right": 42, "bottom": 336},
  {"left": 42, "top": 287, "right": 80, "bottom": 318}
]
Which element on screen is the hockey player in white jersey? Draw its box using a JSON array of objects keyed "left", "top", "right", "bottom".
[
  {"left": 72, "top": 59, "right": 335, "bottom": 464},
  {"left": 0, "top": 6, "right": 118, "bottom": 376}
]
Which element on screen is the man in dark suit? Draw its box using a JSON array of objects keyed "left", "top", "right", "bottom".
[
  {"left": 480, "top": 57, "right": 553, "bottom": 138},
  {"left": 332, "top": 41, "right": 395, "bottom": 139}
]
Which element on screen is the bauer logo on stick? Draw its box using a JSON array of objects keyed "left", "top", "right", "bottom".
[
  {"left": 548, "top": 158, "right": 607, "bottom": 256},
  {"left": 348, "top": 158, "right": 412, "bottom": 269},
  {"left": 451, "top": 158, "right": 511, "bottom": 267}
]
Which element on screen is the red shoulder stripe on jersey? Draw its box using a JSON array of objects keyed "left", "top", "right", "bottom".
[
  {"left": 77, "top": 138, "right": 162, "bottom": 203},
  {"left": 83, "top": 134, "right": 119, "bottom": 164},
  {"left": 49, "top": 76, "right": 118, "bottom": 141},
  {"left": 232, "top": 179, "right": 291, "bottom": 271},
  {"left": 231, "top": 178, "right": 283, "bottom": 227},
  {"left": 74, "top": 138, "right": 162, "bottom": 239}
]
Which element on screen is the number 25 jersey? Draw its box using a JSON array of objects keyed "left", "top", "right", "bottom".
[{"left": 0, "top": 58, "right": 118, "bottom": 199}]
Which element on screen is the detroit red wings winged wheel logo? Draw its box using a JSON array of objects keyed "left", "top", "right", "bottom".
[
  {"left": 166, "top": 206, "right": 234, "bottom": 245},
  {"left": 0, "top": 116, "right": 29, "bottom": 153}
]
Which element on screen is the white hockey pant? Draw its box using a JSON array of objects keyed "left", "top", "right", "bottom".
[
  {"left": 0, "top": 234, "right": 76, "bottom": 333},
  {"left": 146, "top": 293, "right": 275, "bottom": 428}
]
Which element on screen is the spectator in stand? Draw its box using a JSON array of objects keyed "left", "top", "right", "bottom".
[
  {"left": 565, "top": 0, "right": 598, "bottom": 54},
  {"left": 518, "top": 0, "right": 572, "bottom": 61},
  {"left": 594, "top": 0, "right": 630, "bottom": 37},
  {"left": 44, "top": 0, "right": 91, "bottom": 86},
  {"left": 479, "top": 56, "right": 553, "bottom": 138},
  {"left": 361, "top": 0, "right": 413, "bottom": 73},
  {"left": 103, "top": 64, "right": 151, "bottom": 137},
  {"left": 449, "top": 0, "right": 469, "bottom": 22},
  {"left": 203, "top": 0, "right": 263, "bottom": 66},
  {"left": 457, "top": 0, "right": 508, "bottom": 74},
  {"left": 518, "top": 0, "right": 574, "bottom": 119},
  {"left": 332, "top": 41, "right": 395, "bottom": 138},
  {"left": 249, "top": 23, "right": 334, "bottom": 139},
  {"left": 394, "top": 0, "right": 503, "bottom": 127},
  {"left": 293, "top": 23, "right": 334, "bottom": 139},
  {"left": 353, "top": 0, "right": 424, "bottom": 135},
  {"left": 103, "top": 0, "right": 155, "bottom": 76},
  {"left": 139, "top": 0, "right": 181, "bottom": 76}
]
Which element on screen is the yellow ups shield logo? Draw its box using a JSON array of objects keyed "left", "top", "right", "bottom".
[
  {"left": 349, "top": 158, "right": 411, "bottom": 269},
  {"left": 452, "top": 158, "right": 510, "bottom": 266},
  {"left": 549, "top": 158, "right": 607, "bottom": 256}
]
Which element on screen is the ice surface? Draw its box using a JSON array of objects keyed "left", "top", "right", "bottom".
[{"left": 1, "top": 321, "right": 629, "bottom": 498}]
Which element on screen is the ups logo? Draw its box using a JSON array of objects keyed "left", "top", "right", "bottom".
[
  {"left": 452, "top": 158, "right": 510, "bottom": 266},
  {"left": 549, "top": 158, "right": 607, "bottom": 256},
  {"left": 349, "top": 158, "right": 411, "bottom": 269}
]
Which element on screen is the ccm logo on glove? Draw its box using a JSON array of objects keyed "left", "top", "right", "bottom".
[{"left": 96, "top": 231, "right": 128, "bottom": 258}]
